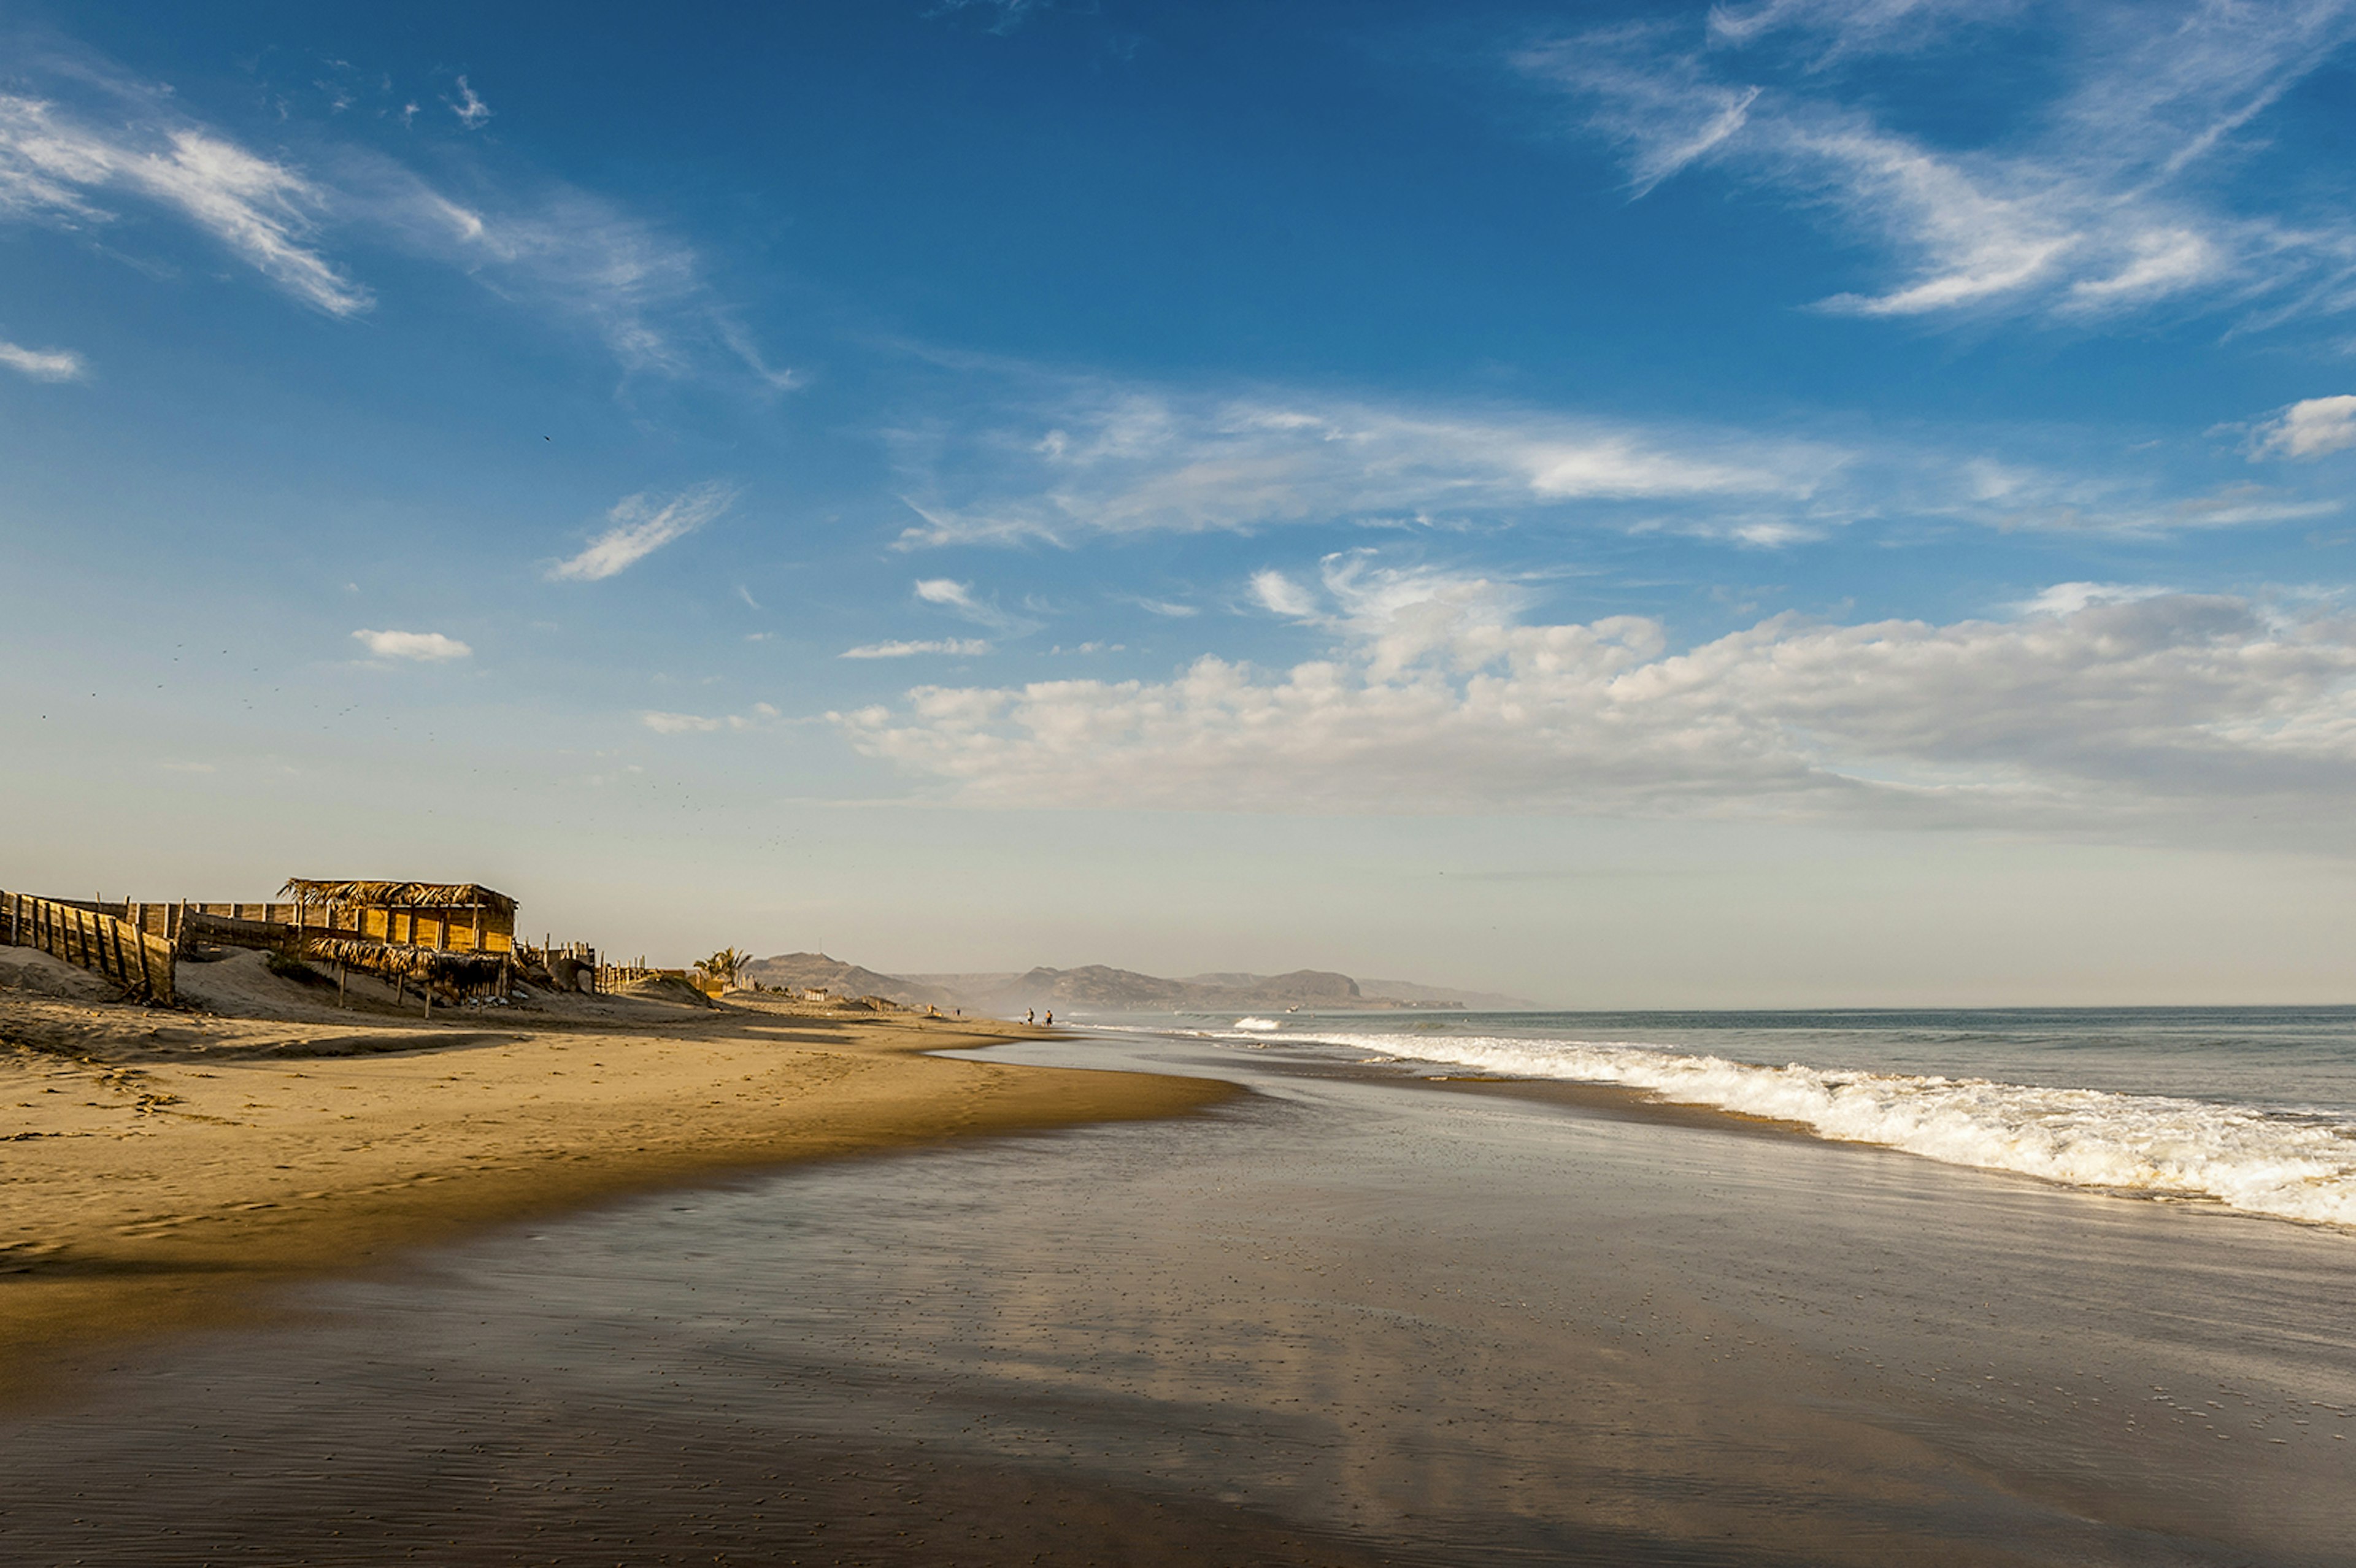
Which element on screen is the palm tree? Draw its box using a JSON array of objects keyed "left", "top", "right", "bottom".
[{"left": 696, "top": 947, "right": 750, "bottom": 990}]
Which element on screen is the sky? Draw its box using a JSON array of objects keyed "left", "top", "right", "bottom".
[{"left": 4, "top": 0, "right": 2356, "bottom": 1005}]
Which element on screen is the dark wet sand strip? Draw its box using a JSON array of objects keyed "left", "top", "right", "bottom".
[
  {"left": 1, "top": 992, "right": 1236, "bottom": 1402},
  {"left": 7, "top": 1028, "right": 2353, "bottom": 1567}
]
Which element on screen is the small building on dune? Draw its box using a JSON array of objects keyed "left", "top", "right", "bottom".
[{"left": 280, "top": 879, "right": 518, "bottom": 954}]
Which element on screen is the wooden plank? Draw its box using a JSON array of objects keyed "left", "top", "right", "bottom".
[{"left": 144, "top": 929, "right": 176, "bottom": 1004}]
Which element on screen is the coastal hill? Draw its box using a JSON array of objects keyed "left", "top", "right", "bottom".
[
  {"left": 739, "top": 953, "right": 1536, "bottom": 1015},
  {"left": 732, "top": 952, "right": 962, "bottom": 1010}
]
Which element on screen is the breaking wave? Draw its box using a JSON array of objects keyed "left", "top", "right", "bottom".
[{"left": 1286, "top": 1031, "right": 2356, "bottom": 1228}]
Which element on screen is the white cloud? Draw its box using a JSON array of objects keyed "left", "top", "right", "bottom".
[
  {"left": 841, "top": 639, "right": 993, "bottom": 659},
  {"left": 893, "top": 380, "right": 1848, "bottom": 548},
  {"left": 1249, "top": 569, "right": 1321, "bottom": 620},
  {"left": 909, "top": 575, "right": 1032, "bottom": 634},
  {"left": 0, "top": 55, "right": 790, "bottom": 382},
  {"left": 352, "top": 628, "right": 472, "bottom": 661},
  {"left": 888, "top": 369, "right": 2338, "bottom": 548},
  {"left": 1708, "top": 0, "right": 2014, "bottom": 58},
  {"left": 2251, "top": 395, "right": 2356, "bottom": 460},
  {"left": 549, "top": 482, "right": 738, "bottom": 582},
  {"left": 0, "top": 339, "right": 84, "bottom": 380},
  {"left": 2014, "top": 581, "right": 2170, "bottom": 617},
  {"left": 136, "top": 127, "right": 371, "bottom": 314},
  {"left": 928, "top": 0, "right": 1057, "bottom": 34},
  {"left": 836, "top": 572, "right": 2356, "bottom": 836},
  {"left": 642, "top": 702, "right": 777, "bottom": 733},
  {"left": 1526, "top": 1, "right": 2356, "bottom": 326},
  {"left": 642, "top": 711, "right": 732, "bottom": 734},
  {"left": 449, "top": 77, "right": 492, "bottom": 131},
  {"left": 914, "top": 577, "right": 979, "bottom": 609},
  {"left": 0, "top": 90, "right": 369, "bottom": 315}
]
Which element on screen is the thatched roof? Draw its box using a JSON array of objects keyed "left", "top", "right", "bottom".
[
  {"left": 302, "top": 935, "right": 509, "bottom": 983},
  {"left": 281, "top": 878, "right": 517, "bottom": 915}
]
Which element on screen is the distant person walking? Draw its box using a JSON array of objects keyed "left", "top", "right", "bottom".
[
  {"left": 1044, "top": 1010, "right": 1053, "bottom": 1027},
  {"left": 1026, "top": 1008, "right": 1035, "bottom": 1023}
]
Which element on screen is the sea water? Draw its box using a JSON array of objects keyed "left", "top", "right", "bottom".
[{"left": 1150, "top": 1007, "right": 2356, "bottom": 1229}]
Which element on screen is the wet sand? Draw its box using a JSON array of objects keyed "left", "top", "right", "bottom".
[
  {"left": 0, "top": 949, "right": 1233, "bottom": 1399},
  {"left": 4, "top": 1016, "right": 2352, "bottom": 1565}
]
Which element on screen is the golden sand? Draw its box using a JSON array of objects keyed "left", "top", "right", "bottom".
[{"left": 0, "top": 948, "right": 1233, "bottom": 1396}]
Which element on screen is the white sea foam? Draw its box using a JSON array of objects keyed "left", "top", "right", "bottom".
[
  {"left": 1232, "top": 1017, "right": 1282, "bottom": 1032},
  {"left": 1295, "top": 1032, "right": 2356, "bottom": 1228}
]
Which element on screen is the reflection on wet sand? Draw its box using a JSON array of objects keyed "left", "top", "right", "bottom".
[{"left": 2, "top": 1033, "right": 2351, "bottom": 1566}]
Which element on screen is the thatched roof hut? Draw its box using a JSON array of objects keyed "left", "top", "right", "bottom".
[
  {"left": 280, "top": 880, "right": 517, "bottom": 914},
  {"left": 280, "top": 879, "right": 518, "bottom": 955},
  {"left": 303, "top": 935, "right": 508, "bottom": 986}
]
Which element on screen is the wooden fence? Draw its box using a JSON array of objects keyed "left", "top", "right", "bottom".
[
  {"left": 592, "top": 963, "right": 725, "bottom": 996},
  {"left": 1, "top": 890, "right": 175, "bottom": 1003}
]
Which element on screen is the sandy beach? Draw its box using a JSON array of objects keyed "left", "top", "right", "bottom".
[{"left": 0, "top": 946, "right": 1233, "bottom": 1399}]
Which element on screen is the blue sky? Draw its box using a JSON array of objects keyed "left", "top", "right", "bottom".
[{"left": 5, "top": 0, "right": 2356, "bottom": 1002}]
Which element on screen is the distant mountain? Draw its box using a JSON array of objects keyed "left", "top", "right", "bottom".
[
  {"left": 736, "top": 952, "right": 958, "bottom": 1009},
  {"left": 954, "top": 965, "right": 1366, "bottom": 1013},
  {"left": 1357, "top": 978, "right": 1541, "bottom": 1011},
  {"left": 753, "top": 953, "right": 1533, "bottom": 1017}
]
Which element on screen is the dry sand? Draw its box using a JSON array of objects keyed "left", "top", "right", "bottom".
[{"left": 0, "top": 946, "right": 1234, "bottom": 1399}]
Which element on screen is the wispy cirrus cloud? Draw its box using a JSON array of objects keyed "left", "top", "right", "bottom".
[
  {"left": 1706, "top": 0, "right": 2020, "bottom": 60},
  {"left": 1525, "top": 1, "right": 2356, "bottom": 326},
  {"left": 836, "top": 558, "right": 2356, "bottom": 840},
  {"left": 0, "top": 47, "right": 791, "bottom": 384},
  {"left": 0, "top": 337, "right": 85, "bottom": 380},
  {"left": 886, "top": 367, "right": 2341, "bottom": 548},
  {"left": 0, "top": 88, "right": 370, "bottom": 314},
  {"left": 448, "top": 76, "right": 492, "bottom": 131},
  {"left": 910, "top": 576, "right": 1033, "bottom": 634},
  {"left": 549, "top": 482, "right": 739, "bottom": 582},
  {"left": 841, "top": 638, "right": 993, "bottom": 659},
  {"left": 925, "top": 0, "right": 1061, "bottom": 35},
  {"left": 892, "top": 377, "right": 1849, "bottom": 549}
]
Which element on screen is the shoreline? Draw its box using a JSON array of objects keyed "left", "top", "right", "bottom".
[{"left": 0, "top": 951, "right": 1238, "bottom": 1402}]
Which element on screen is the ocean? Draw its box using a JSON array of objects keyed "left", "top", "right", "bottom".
[
  {"left": 1149, "top": 1005, "right": 2356, "bottom": 1227},
  {"left": 4, "top": 1009, "right": 2351, "bottom": 1564}
]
